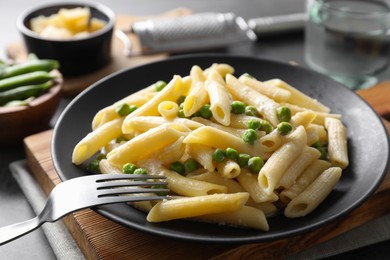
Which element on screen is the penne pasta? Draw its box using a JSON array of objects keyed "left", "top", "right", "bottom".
[
  {"left": 73, "top": 63, "right": 348, "bottom": 231},
  {"left": 284, "top": 167, "right": 342, "bottom": 217}
]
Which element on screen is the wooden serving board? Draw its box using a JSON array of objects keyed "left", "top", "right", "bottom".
[{"left": 24, "top": 84, "right": 390, "bottom": 260}]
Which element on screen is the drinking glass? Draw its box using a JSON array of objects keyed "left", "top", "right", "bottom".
[{"left": 305, "top": 0, "right": 390, "bottom": 90}]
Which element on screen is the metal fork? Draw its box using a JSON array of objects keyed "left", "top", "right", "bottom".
[{"left": 0, "top": 174, "right": 169, "bottom": 245}]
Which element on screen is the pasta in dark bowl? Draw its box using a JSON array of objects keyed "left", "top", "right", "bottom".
[{"left": 52, "top": 54, "right": 389, "bottom": 243}]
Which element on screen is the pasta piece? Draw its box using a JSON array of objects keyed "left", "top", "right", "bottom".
[
  {"left": 107, "top": 123, "right": 190, "bottom": 167},
  {"left": 139, "top": 159, "right": 227, "bottom": 196},
  {"left": 277, "top": 146, "right": 321, "bottom": 189},
  {"left": 258, "top": 130, "right": 284, "bottom": 153},
  {"left": 183, "top": 82, "right": 209, "bottom": 117},
  {"left": 238, "top": 75, "right": 291, "bottom": 102},
  {"left": 282, "top": 102, "right": 341, "bottom": 126},
  {"left": 245, "top": 201, "right": 278, "bottom": 217},
  {"left": 197, "top": 205, "right": 269, "bottom": 231},
  {"left": 258, "top": 126, "right": 307, "bottom": 195},
  {"left": 290, "top": 111, "right": 317, "bottom": 128},
  {"left": 226, "top": 74, "right": 280, "bottom": 126},
  {"left": 122, "top": 76, "right": 185, "bottom": 134},
  {"left": 125, "top": 116, "right": 203, "bottom": 134},
  {"left": 217, "top": 160, "right": 241, "bottom": 179},
  {"left": 190, "top": 65, "right": 206, "bottom": 85},
  {"left": 237, "top": 169, "right": 279, "bottom": 203},
  {"left": 204, "top": 63, "right": 234, "bottom": 78},
  {"left": 206, "top": 68, "right": 226, "bottom": 86},
  {"left": 153, "top": 136, "right": 185, "bottom": 165},
  {"left": 192, "top": 117, "right": 248, "bottom": 138},
  {"left": 183, "top": 126, "right": 270, "bottom": 159},
  {"left": 92, "top": 84, "right": 155, "bottom": 130},
  {"left": 72, "top": 117, "right": 124, "bottom": 165},
  {"left": 279, "top": 160, "right": 332, "bottom": 205},
  {"left": 186, "top": 143, "right": 216, "bottom": 172},
  {"left": 99, "top": 159, "right": 156, "bottom": 211},
  {"left": 285, "top": 167, "right": 342, "bottom": 217},
  {"left": 265, "top": 79, "right": 330, "bottom": 113},
  {"left": 325, "top": 117, "right": 349, "bottom": 169},
  {"left": 147, "top": 192, "right": 249, "bottom": 222},
  {"left": 189, "top": 171, "right": 245, "bottom": 193},
  {"left": 306, "top": 124, "right": 328, "bottom": 145},
  {"left": 229, "top": 114, "right": 261, "bottom": 129},
  {"left": 205, "top": 78, "right": 232, "bottom": 126},
  {"left": 158, "top": 101, "right": 179, "bottom": 119}
]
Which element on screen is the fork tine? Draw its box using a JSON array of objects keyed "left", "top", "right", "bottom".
[
  {"left": 96, "top": 195, "right": 169, "bottom": 204},
  {"left": 95, "top": 174, "right": 166, "bottom": 182},
  {"left": 96, "top": 180, "right": 168, "bottom": 189},
  {"left": 97, "top": 187, "right": 169, "bottom": 197}
]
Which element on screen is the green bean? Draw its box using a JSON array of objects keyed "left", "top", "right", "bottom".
[
  {"left": 0, "top": 71, "right": 57, "bottom": 92},
  {"left": 0, "top": 81, "right": 52, "bottom": 106},
  {"left": 116, "top": 103, "right": 131, "bottom": 116},
  {"left": 176, "top": 95, "right": 186, "bottom": 105},
  {"left": 0, "top": 59, "right": 59, "bottom": 80}
]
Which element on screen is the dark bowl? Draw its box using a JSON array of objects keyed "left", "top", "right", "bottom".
[
  {"left": 52, "top": 54, "right": 390, "bottom": 243},
  {"left": 16, "top": 1, "right": 115, "bottom": 76}
]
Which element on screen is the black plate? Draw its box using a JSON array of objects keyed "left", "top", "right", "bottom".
[{"left": 52, "top": 54, "right": 390, "bottom": 244}]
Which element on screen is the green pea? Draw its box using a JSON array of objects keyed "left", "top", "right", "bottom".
[
  {"left": 311, "top": 141, "right": 328, "bottom": 160},
  {"left": 248, "top": 156, "right": 264, "bottom": 174},
  {"left": 237, "top": 153, "right": 250, "bottom": 167},
  {"left": 128, "top": 105, "right": 138, "bottom": 114},
  {"left": 184, "top": 158, "right": 198, "bottom": 173},
  {"left": 96, "top": 153, "right": 106, "bottom": 160},
  {"left": 277, "top": 106, "right": 292, "bottom": 122},
  {"left": 259, "top": 120, "right": 273, "bottom": 134},
  {"left": 154, "top": 80, "right": 167, "bottom": 91},
  {"left": 247, "top": 118, "right": 261, "bottom": 130},
  {"left": 277, "top": 122, "right": 293, "bottom": 136},
  {"left": 116, "top": 103, "right": 131, "bottom": 116},
  {"left": 199, "top": 104, "right": 212, "bottom": 119},
  {"left": 133, "top": 168, "right": 147, "bottom": 175},
  {"left": 177, "top": 95, "right": 186, "bottom": 105},
  {"left": 242, "top": 129, "right": 257, "bottom": 144},
  {"left": 212, "top": 148, "right": 225, "bottom": 162},
  {"left": 170, "top": 161, "right": 185, "bottom": 175},
  {"left": 122, "top": 163, "right": 138, "bottom": 174},
  {"left": 231, "top": 101, "right": 246, "bottom": 114},
  {"left": 178, "top": 109, "right": 186, "bottom": 118},
  {"left": 225, "top": 147, "right": 239, "bottom": 160},
  {"left": 116, "top": 136, "right": 128, "bottom": 143},
  {"left": 87, "top": 159, "right": 101, "bottom": 174},
  {"left": 245, "top": 106, "right": 260, "bottom": 117}
]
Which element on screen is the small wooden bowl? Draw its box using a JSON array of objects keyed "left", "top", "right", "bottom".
[{"left": 0, "top": 77, "right": 62, "bottom": 145}]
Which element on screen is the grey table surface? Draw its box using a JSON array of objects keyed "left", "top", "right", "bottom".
[{"left": 1, "top": 0, "right": 389, "bottom": 259}]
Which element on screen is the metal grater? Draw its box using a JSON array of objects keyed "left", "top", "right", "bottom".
[{"left": 128, "top": 13, "right": 257, "bottom": 55}]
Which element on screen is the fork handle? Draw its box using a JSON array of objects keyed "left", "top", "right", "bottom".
[{"left": 0, "top": 217, "right": 42, "bottom": 245}]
